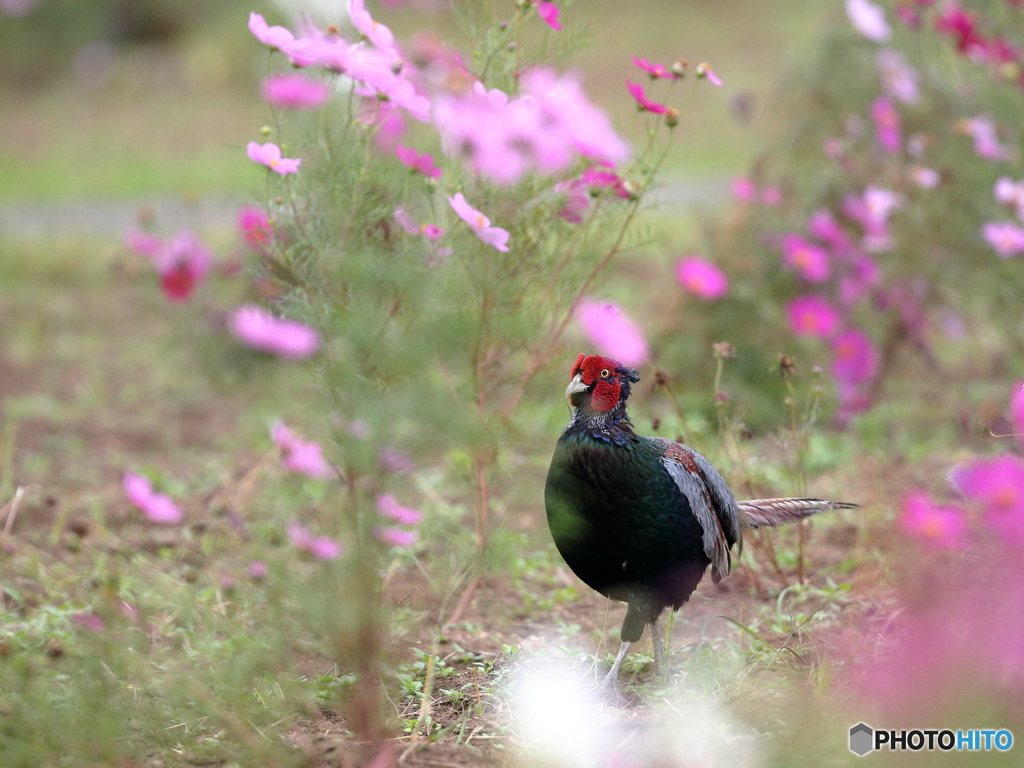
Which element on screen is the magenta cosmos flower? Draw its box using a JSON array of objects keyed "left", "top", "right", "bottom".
[
  {"left": 831, "top": 329, "right": 879, "bottom": 387},
  {"left": 247, "top": 142, "right": 301, "bottom": 175},
  {"left": 152, "top": 230, "right": 213, "bottom": 303},
  {"left": 376, "top": 494, "right": 423, "bottom": 525},
  {"left": 271, "top": 423, "right": 333, "bottom": 479},
  {"left": 626, "top": 80, "right": 668, "bottom": 114},
  {"left": 287, "top": 522, "right": 342, "bottom": 560},
  {"left": 787, "top": 295, "right": 841, "bottom": 338},
  {"left": 448, "top": 193, "right": 510, "bottom": 251},
  {"left": 781, "top": 234, "right": 830, "bottom": 282},
  {"left": 845, "top": 0, "right": 891, "bottom": 42},
  {"left": 123, "top": 472, "right": 183, "bottom": 524},
  {"left": 633, "top": 57, "right": 676, "bottom": 80},
  {"left": 982, "top": 221, "right": 1024, "bottom": 258},
  {"left": 395, "top": 144, "right": 443, "bottom": 178},
  {"left": 229, "top": 304, "right": 321, "bottom": 359},
  {"left": 676, "top": 257, "right": 728, "bottom": 299},
  {"left": 1010, "top": 381, "right": 1024, "bottom": 447},
  {"left": 375, "top": 527, "right": 418, "bottom": 547},
  {"left": 957, "top": 454, "right": 1024, "bottom": 540},
  {"left": 237, "top": 206, "right": 272, "bottom": 251},
  {"left": 262, "top": 73, "right": 330, "bottom": 110},
  {"left": 575, "top": 299, "right": 648, "bottom": 367},
  {"left": 870, "top": 96, "right": 901, "bottom": 153},
  {"left": 900, "top": 491, "right": 967, "bottom": 549},
  {"left": 535, "top": 1, "right": 562, "bottom": 31},
  {"left": 248, "top": 12, "right": 296, "bottom": 50}
]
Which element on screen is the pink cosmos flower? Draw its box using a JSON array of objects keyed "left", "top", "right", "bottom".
[
  {"left": 394, "top": 208, "right": 420, "bottom": 235},
  {"left": 994, "top": 176, "right": 1024, "bottom": 219},
  {"left": 247, "top": 142, "right": 301, "bottom": 175},
  {"left": 1009, "top": 381, "right": 1024, "bottom": 448},
  {"left": 536, "top": 1, "right": 562, "bottom": 31},
  {"left": 787, "top": 295, "right": 841, "bottom": 338},
  {"left": 695, "top": 62, "right": 723, "bottom": 86},
  {"left": 844, "top": 186, "right": 903, "bottom": 252},
  {"left": 379, "top": 446, "right": 415, "bottom": 473},
  {"left": 633, "top": 58, "right": 676, "bottom": 79},
  {"left": 123, "top": 230, "right": 163, "bottom": 258},
  {"left": 72, "top": 612, "right": 106, "bottom": 632},
  {"left": 271, "top": 423, "right": 333, "bottom": 479},
  {"left": 575, "top": 298, "right": 648, "bottom": 367},
  {"left": 982, "top": 221, "right": 1024, "bottom": 258},
  {"left": 808, "top": 209, "right": 852, "bottom": 253},
  {"left": 123, "top": 471, "right": 184, "bottom": 525},
  {"left": 870, "top": 96, "right": 901, "bottom": 153},
  {"left": 627, "top": 81, "right": 668, "bottom": 113},
  {"left": 238, "top": 206, "right": 272, "bottom": 251},
  {"left": 376, "top": 494, "right": 423, "bottom": 526},
  {"left": 581, "top": 166, "right": 630, "bottom": 199},
  {"left": 152, "top": 230, "right": 212, "bottom": 303},
  {"left": 247, "top": 560, "right": 269, "bottom": 580},
  {"left": 554, "top": 180, "right": 590, "bottom": 223},
  {"left": 900, "top": 491, "right": 967, "bottom": 549},
  {"left": 262, "top": 73, "right": 330, "bottom": 110},
  {"left": 845, "top": 0, "right": 891, "bottom": 42},
  {"left": 287, "top": 522, "right": 342, "bottom": 560},
  {"left": 228, "top": 304, "right": 321, "bottom": 359},
  {"left": 676, "top": 257, "right": 728, "bottom": 299},
  {"left": 731, "top": 177, "right": 756, "bottom": 203},
  {"left": 781, "top": 234, "right": 830, "bottom": 282},
  {"left": 448, "top": 193, "right": 510, "bottom": 251},
  {"left": 347, "top": 0, "right": 396, "bottom": 51},
  {"left": 876, "top": 49, "right": 920, "bottom": 104},
  {"left": 961, "top": 117, "right": 1009, "bottom": 161},
  {"left": 839, "top": 254, "right": 881, "bottom": 304},
  {"left": 248, "top": 12, "right": 296, "bottom": 50},
  {"left": 957, "top": 455, "right": 1024, "bottom": 540},
  {"left": 936, "top": 4, "right": 983, "bottom": 55},
  {"left": 395, "top": 144, "right": 443, "bottom": 178},
  {"left": 375, "top": 527, "right": 418, "bottom": 547},
  {"left": 831, "top": 329, "right": 879, "bottom": 387},
  {"left": 909, "top": 166, "right": 940, "bottom": 189}
]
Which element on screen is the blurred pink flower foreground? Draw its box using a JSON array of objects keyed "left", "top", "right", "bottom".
[
  {"left": 262, "top": 73, "right": 330, "bottom": 110},
  {"left": 676, "top": 257, "right": 728, "bottom": 299},
  {"left": 123, "top": 472, "right": 183, "bottom": 524},
  {"left": 229, "top": 305, "right": 321, "bottom": 359},
  {"left": 272, "top": 423, "right": 333, "bottom": 479},
  {"left": 576, "top": 299, "right": 648, "bottom": 367},
  {"left": 900, "top": 491, "right": 966, "bottom": 549}
]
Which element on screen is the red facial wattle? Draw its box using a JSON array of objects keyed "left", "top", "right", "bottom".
[{"left": 570, "top": 354, "right": 623, "bottom": 412}]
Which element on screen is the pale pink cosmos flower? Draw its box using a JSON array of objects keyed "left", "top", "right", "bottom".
[
  {"left": 994, "top": 177, "right": 1024, "bottom": 219},
  {"left": 379, "top": 446, "right": 415, "bottom": 473},
  {"left": 957, "top": 455, "right": 1024, "bottom": 540},
  {"left": 731, "top": 177, "right": 756, "bottom": 202},
  {"left": 633, "top": 58, "right": 676, "bottom": 79},
  {"left": 961, "top": 117, "right": 1010, "bottom": 161},
  {"left": 554, "top": 179, "right": 590, "bottom": 223},
  {"left": 123, "top": 230, "right": 162, "bottom": 258},
  {"left": 909, "top": 166, "right": 940, "bottom": 189},
  {"left": 781, "top": 234, "right": 830, "bottom": 282},
  {"left": 845, "top": 0, "right": 891, "bottom": 42},
  {"left": 238, "top": 206, "right": 272, "bottom": 251},
  {"left": 536, "top": 1, "right": 562, "bottom": 31},
  {"left": 247, "top": 560, "right": 269, "bottom": 580},
  {"left": 870, "top": 96, "right": 901, "bottom": 153},
  {"left": 271, "top": 423, "right": 333, "bottom": 479},
  {"left": 123, "top": 471, "right": 184, "bottom": 524},
  {"left": 152, "top": 230, "right": 213, "bottom": 303},
  {"left": 831, "top": 329, "right": 879, "bottom": 387},
  {"left": 626, "top": 80, "right": 668, "bottom": 113},
  {"left": 448, "top": 193, "right": 510, "bottom": 251},
  {"left": 229, "top": 304, "right": 321, "bottom": 359},
  {"left": 376, "top": 494, "right": 423, "bottom": 525},
  {"left": 262, "top": 73, "right": 330, "bottom": 110},
  {"left": 287, "top": 522, "right": 342, "bottom": 560},
  {"left": 247, "top": 142, "right": 301, "bottom": 175},
  {"left": 375, "top": 527, "right": 418, "bottom": 547},
  {"left": 575, "top": 299, "right": 648, "bottom": 367},
  {"left": 395, "top": 144, "right": 443, "bottom": 178},
  {"left": 981, "top": 221, "right": 1024, "bottom": 258},
  {"left": 394, "top": 208, "right": 421, "bottom": 235},
  {"left": 355, "top": 68, "right": 431, "bottom": 123},
  {"left": 787, "top": 295, "right": 841, "bottom": 338},
  {"left": 844, "top": 186, "right": 903, "bottom": 252},
  {"left": 72, "top": 612, "right": 106, "bottom": 632},
  {"left": 347, "top": 0, "right": 396, "bottom": 51},
  {"left": 695, "top": 62, "right": 723, "bottom": 86},
  {"left": 900, "top": 491, "right": 967, "bottom": 549},
  {"left": 1009, "top": 381, "right": 1024, "bottom": 448},
  {"left": 876, "top": 49, "right": 920, "bottom": 104},
  {"left": 676, "top": 257, "right": 728, "bottom": 299},
  {"left": 248, "top": 12, "right": 296, "bottom": 50},
  {"left": 839, "top": 254, "right": 881, "bottom": 304}
]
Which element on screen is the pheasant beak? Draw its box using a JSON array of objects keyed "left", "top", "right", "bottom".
[{"left": 565, "top": 373, "right": 589, "bottom": 399}]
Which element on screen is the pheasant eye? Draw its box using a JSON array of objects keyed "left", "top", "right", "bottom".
[{"left": 600, "top": 368, "right": 611, "bottom": 378}]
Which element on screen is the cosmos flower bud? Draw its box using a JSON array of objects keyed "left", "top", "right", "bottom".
[
  {"left": 665, "top": 107, "right": 680, "bottom": 128},
  {"left": 622, "top": 180, "right": 642, "bottom": 200},
  {"left": 260, "top": 125, "right": 272, "bottom": 137},
  {"left": 777, "top": 353, "right": 796, "bottom": 376},
  {"left": 712, "top": 341, "right": 736, "bottom": 359},
  {"left": 671, "top": 60, "right": 688, "bottom": 77}
]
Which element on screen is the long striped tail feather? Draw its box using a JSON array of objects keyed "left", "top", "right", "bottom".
[{"left": 737, "top": 497, "right": 858, "bottom": 529}]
